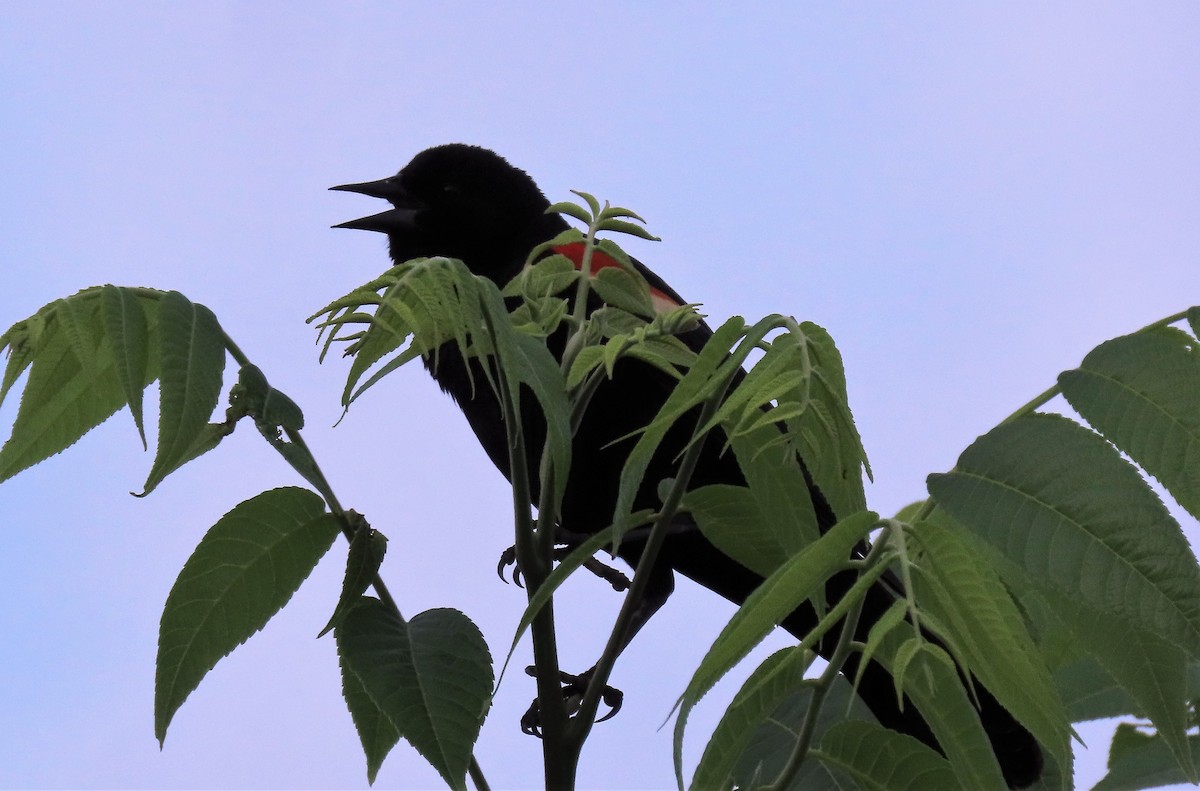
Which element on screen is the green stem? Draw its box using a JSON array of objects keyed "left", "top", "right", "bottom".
[
  {"left": 214, "top": 335, "right": 501, "bottom": 780},
  {"left": 222, "top": 333, "right": 253, "bottom": 369},
  {"left": 913, "top": 308, "right": 1195, "bottom": 523},
  {"left": 565, "top": 315, "right": 790, "bottom": 738},
  {"left": 280, "top": 428, "right": 404, "bottom": 617},
  {"left": 468, "top": 757, "right": 491, "bottom": 791},
  {"left": 279, "top": 392, "right": 494, "bottom": 788},
  {"left": 480, "top": 311, "right": 575, "bottom": 788},
  {"left": 884, "top": 519, "right": 922, "bottom": 635},
  {"left": 226, "top": 322, "right": 409, "bottom": 620},
  {"left": 765, "top": 530, "right": 892, "bottom": 791},
  {"left": 558, "top": 204, "right": 603, "bottom": 377},
  {"left": 568, "top": 369, "right": 734, "bottom": 744},
  {"left": 519, "top": 214, "right": 620, "bottom": 785},
  {"left": 1135, "top": 308, "right": 1192, "bottom": 333},
  {"left": 995, "top": 382, "right": 1061, "bottom": 428}
]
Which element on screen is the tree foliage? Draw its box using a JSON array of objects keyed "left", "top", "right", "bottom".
[{"left": 1, "top": 196, "right": 1198, "bottom": 789}]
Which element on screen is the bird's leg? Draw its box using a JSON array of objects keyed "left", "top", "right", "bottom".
[
  {"left": 520, "top": 559, "right": 674, "bottom": 736},
  {"left": 519, "top": 666, "right": 624, "bottom": 736},
  {"left": 497, "top": 524, "right": 631, "bottom": 591}
]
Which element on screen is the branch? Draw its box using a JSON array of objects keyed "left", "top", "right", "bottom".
[{"left": 766, "top": 527, "right": 894, "bottom": 790}]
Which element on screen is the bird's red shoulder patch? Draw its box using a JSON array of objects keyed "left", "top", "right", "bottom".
[{"left": 552, "top": 242, "right": 680, "bottom": 314}]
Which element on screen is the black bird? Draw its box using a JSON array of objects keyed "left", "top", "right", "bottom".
[{"left": 332, "top": 144, "right": 1043, "bottom": 788}]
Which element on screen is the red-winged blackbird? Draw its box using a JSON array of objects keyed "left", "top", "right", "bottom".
[{"left": 333, "top": 144, "right": 1042, "bottom": 788}]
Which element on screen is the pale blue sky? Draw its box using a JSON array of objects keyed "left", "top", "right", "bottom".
[{"left": 1, "top": 4, "right": 1198, "bottom": 789}]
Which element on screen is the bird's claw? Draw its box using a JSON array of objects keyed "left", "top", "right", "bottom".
[
  {"left": 594, "top": 683, "right": 625, "bottom": 723},
  {"left": 499, "top": 543, "right": 630, "bottom": 593},
  {"left": 519, "top": 665, "right": 624, "bottom": 737},
  {"left": 496, "top": 545, "right": 524, "bottom": 588}
]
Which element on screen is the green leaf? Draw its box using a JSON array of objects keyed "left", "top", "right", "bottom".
[
  {"left": 1012, "top": 573, "right": 1085, "bottom": 671},
  {"left": 614, "top": 316, "right": 746, "bottom": 528},
  {"left": 516, "top": 295, "right": 569, "bottom": 337},
  {"left": 591, "top": 266, "right": 655, "bottom": 317},
  {"left": 336, "top": 601, "right": 493, "bottom": 791},
  {"left": 1059, "top": 328, "right": 1200, "bottom": 521},
  {"left": 520, "top": 228, "right": 585, "bottom": 270},
  {"left": 702, "top": 331, "right": 803, "bottom": 436},
  {"left": 155, "top": 487, "right": 339, "bottom": 743},
  {"left": 477, "top": 278, "right": 572, "bottom": 512},
  {"left": 505, "top": 253, "right": 578, "bottom": 299},
  {"left": 728, "top": 678, "right": 876, "bottom": 790},
  {"left": 595, "top": 237, "right": 637, "bottom": 270},
  {"left": 0, "top": 293, "right": 142, "bottom": 482},
  {"left": 340, "top": 658, "right": 400, "bottom": 784},
  {"left": 947, "top": 512, "right": 1198, "bottom": 780},
  {"left": 325, "top": 256, "right": 569, "bottom": 504},
  {"left": 261, "top": 387, "right": 304, "bottom": 431},
  {"left": 142, "top": 292, "right": 226, "bottom": 495},
  {"left": 0, "top": 316, "right": 38, "bottom": 406},
  {"left": 673, "top": 511, "right": 878, "bottom": 787},
  {"left": 1186, "top": 306, "right": 1200, "bottom": 341},
  {"left": 308, "top": 266, "right": 401, "bottom": 326},
  {"left": 787, "top": 321, "right": 870, "bottom": 516},
  {"left": 927, "top": 413, "right": 1200, "bottom": 659},
  {"left": 320, "top": 522, "right": 388, "bottom": 638},
  {"left": 624, "top": 341, "right": 690, "bottom": 382},
  {"left": 596, "top": 217, "right": 660, "bottom": 241},
  {"left": 309, "top": 272, "right": 395, "bottom": 362},
  {"left": 684, "top": 485, "right": 796, "bottom": 578},
  {"left": 689, "top": 508, "right": 878, "bottom": 696},
  {"left": 345, "top": 342, "right": 428, "bottom": 408},
  {"left": 1050, "top": 588, "right": 1195, "bottom": 779},
  {"left": 133, "top": 421, "right": 234, "bottom": 498},
  {"left": 565, "top": 345, "right": 605, "bottom": 390},
  {"left": 233, "top": 364, "right": 305, "bottom": 431},
  {"left": 1054, "top": 656, "right": 1139, "bottom": 722},
  {"left": 266, "top": 430, "right": 326, "bottom": 491},
  {"left": 731, "top": 424, "right": 822, "bottom": 553},
  {"left": 1093, "top": 724, "right": 1200, "bottom": 791},
  {"left": 546, "top": 200, "right": 593, "bottom": 225},
  {"left": 890, "top": 636, "right": 925, "bottom": 705},
  {"left": 854, "top": 600, "right": 909, "bottom": 691},
  {"left": 910, "top": 517, "right": 1072, "bottom": 769},
  {"left": 100, "top": 285, "right": 154, "bottom": 448},
  {"left": 871, "top": 635, "right": 1008, "bottom": 789},
  {"left": 54, "top": 295, "right": 99, "bottom": 371},
  {"left": 683, "top": 428, "right": 823, "bottom": 579},
  {"left": 602, "top": 334, "right": 626, "bottom": 379},
  {"left": 813, "top": 720, "right": 957, "bottom": 791},
  {"left": 342, "top": 259, "right": 465, "bottom": 406},
  {"left": 600, "top": 204, "right": 647, "bottom": 222},
  {"left": 570, "top": 189, "right": 601, "bottom": 217},
  {"left": 1056, "top": 653, "right": 1200, "bottom": 723},
  {"left": 690, "top": 647, "right": 813, "bottom": 789}
]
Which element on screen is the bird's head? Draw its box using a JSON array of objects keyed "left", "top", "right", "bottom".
[{"left": 332, "top": 144, "right": 563, "bottom": 283}]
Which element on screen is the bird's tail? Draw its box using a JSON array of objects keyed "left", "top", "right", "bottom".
[
  {"left": 662, "top": 531, "right": 1043, "bottom": 788},
  {"left": 788, "top": 574, "right": 1044, "bottom": 789}
]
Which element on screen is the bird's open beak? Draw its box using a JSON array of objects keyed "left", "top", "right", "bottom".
[
  {"left": 331, "top": 176, "right": 406, "bottom": 201},
  {"left": 331, "top": 176, "right": 422, "bottom": 233},
  {"left": 331, "top": 207, "right": 418, "bottom": 233}
]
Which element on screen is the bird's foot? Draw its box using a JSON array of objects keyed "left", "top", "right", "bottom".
[
  {"left": 496, "top": 543, "right": 630, "bottom": 592},
  {"left": 519, "top": 666, "right": 624, "bottom": 737},
  {"left": 581, "top": 556, "right": 631, "bottom": 591},
  {"left": 496, "top": 545, "right": 523, "bottom": 587}
]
